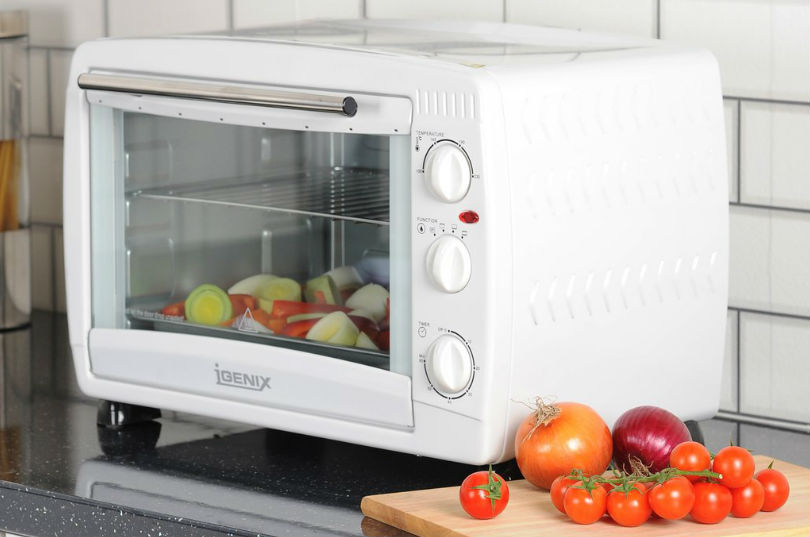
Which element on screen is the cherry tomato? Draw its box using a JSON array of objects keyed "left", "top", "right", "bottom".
[
  {"left": 606, "top": 484, "right": 652, "bottom": 527},
  {"left": 670, "top": 441, "right": 711, "bottom": 482},
  {"left": 648, "top": 476, "right": 695, "bottom": 520},
  {"left": 690, "top": 482, "right": 732, "bottom": 524},
  {"left": 712, "top": 446, "right": 755, "bottom": 489},
  {"left": 563, "top": 481, "right": 607, "bottom": 525},
  {"left": 756, "top": 466, "right": 790, "bottom": 512},
  {"left": 459, "top": 466, "right": 509, "bottom": 519},
  {"left": 550, "top": 476, "right": 578, "bottom": 514},
  {"left": 160, "top": 301, "right": 185, "bottom": 318},
  {"left": 731, "top": 478, "right": 765, "bottom": 518}
]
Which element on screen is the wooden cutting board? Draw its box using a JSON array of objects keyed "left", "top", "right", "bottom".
[{"left": 361, "top": 455, "right": 809, "bottom": 537}]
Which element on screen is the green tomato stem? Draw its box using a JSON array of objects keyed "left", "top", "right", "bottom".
[{"left": 567, "top": 466, "right": 722, "bottom": 487}]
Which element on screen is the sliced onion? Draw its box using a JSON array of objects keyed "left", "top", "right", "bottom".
[{"left": 612, "top": 406, "right": 691, "bottom": 473}]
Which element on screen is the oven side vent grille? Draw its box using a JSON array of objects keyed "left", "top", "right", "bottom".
[{"left": 415, "top": 89, "right": 477, "bottom": 120}]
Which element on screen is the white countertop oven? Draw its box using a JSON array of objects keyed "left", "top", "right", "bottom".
[{"left": 63, "top": 20, "right": 728, "bottom": 464}]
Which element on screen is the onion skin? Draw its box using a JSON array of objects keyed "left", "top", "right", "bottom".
[
  {"left": 515, "top": 401, "right": 613, "bottom": 490},
  {"left": 612, "top": 406, "right": 691, "bottom": 473}
]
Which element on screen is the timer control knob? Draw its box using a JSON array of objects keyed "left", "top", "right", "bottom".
[
  {"left": 424, "top": 334, "right": 473, "bottom": 396},
  {"left": 424, "top": 141, "right": 472, "bottom": 203},
  {"left": 425, "top": 235, "right": 471, "bottom": 293}
]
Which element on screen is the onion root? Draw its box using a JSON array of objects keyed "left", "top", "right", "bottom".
[{"left": 524, "top": 397, "right": 561, "bottom": 441}]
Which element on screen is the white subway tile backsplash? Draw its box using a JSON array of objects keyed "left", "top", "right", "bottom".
[
  {"left": 661, "top": 0, "right": 810, "bottom": 102},
  {"left": 53, "top": 227, "right": 66, "bottom": 313},
  {"left": 720, "top": 310, "right": 738, "bottom": 412},
  {"left": 0, "top": 0, "right": 104, "bottom": 47},
  {"left": 107, "top": 0, "right": 229, "bottom": 37},
  {"left": 740, "top": 312, "right": 810, "bottom": 422},
  {"left": 48, "top": 50, "right": 73, "bottom": 137},
  {"left": 739, "top": 425, "right": 810, "bottom": 469},
  {"left": 724, "top": 99, "right": 738, "bottom": 203},
  {"left": 31, "top": 225, "right": 53, "bottom": 310},
  {"left": 233, "top": 0, "right": 361, "bottom": 29},
  {"left": 366, "top": 0, "right": 503, "bottom": 21},
  {"left": 699, "top": 419, "right": 738, "bottom": 452},
  {"left": 28, "top": 137, "right": 63, "bottom": 224},
  {"left": 28, "top": 49, "right": 50, "bottom": 137},
  {"left": 741, "top": 102, "right": 810, "bottom": 211},
  {"left": 506, "top": 0, "right": 656, "bottom": 37},
  {"left": 729, "top": 206, "right": 810, "bottom": 317}
]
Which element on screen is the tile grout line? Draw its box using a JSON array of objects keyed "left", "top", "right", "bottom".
[
  {"left": 28, "top": 134, "right": 65, "bottom": 141},
  {"left": 502, "top": 0, "right": 507, "bottom": 23},
  {"left": 45, "top": 49, "right": 53, "bottom": 138},
  {"left": 50, "top": 226, "right": 57, "bottom": 312},
  {"left": 227, "top": 0, "right": 234, "bottom": 31},
  {"left": 716, "top": 410, "right": 810, "bottom": 429},
  {"left": 29, "top": 221, "right": 63, "bottom": 228},
  {"left": 728, "top": 306, "right": 810, "bottom": 322},
  {"left": 656, "top": 0, "right": 661, "bottom": 39},
  {"left": 28, "top": 45, "right": 75, "bottom": 52},
  {"left": 361, "top": 0, "right": 367, "bottom": 19},
  {"left": 723, "top": 94, "right": 810, "bottom": 107},
  {"left": 730, "top": 201, "right": 810, "bottom": 216},
  {"left": 736, "top": 309, "right": 741, "bottom": 414},
  {"left": 736, "top": 99, "right": 741, "bottom": 203},
  {"left": 102, "top": 0, "right": 109, "bottom": 37}
]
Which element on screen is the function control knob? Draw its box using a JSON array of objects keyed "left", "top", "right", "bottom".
[
  {"left": 425, "top": 235, "right": 471, "bottom": 293},
  {"left": 424, "top": 334, "right": 473, "bottom": 396},
  {"left": 424, "top": 141, "right": 472, "bottom": 203}
]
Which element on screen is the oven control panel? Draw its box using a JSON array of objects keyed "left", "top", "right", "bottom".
[
  {"left": 412, "top": 126, "right": 488, "bottom": 420},
  {"left": 423, "top": 141, "right": 472, "bottom": 203},
  {"left": 423, "top": 332, "right": 474, "bottom": 397},
  {"left": 425, "top": 235, "right": 471, "bottom": 293}
]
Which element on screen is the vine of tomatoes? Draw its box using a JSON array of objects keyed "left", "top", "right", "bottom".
[{"left": 552, "top": 441, "right": 790, "bottom": 527}]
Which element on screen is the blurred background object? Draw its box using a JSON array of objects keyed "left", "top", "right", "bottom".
[
  {"left": 0, "top": 9, "right": 29, "bottom": 329},
  {"left": 0, "top": 327, "right": 31, "bottom": 483}
]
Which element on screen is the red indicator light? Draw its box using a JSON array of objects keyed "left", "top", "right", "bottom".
[{"left": 459, "top": 210, "right": 480, "bottom": 224}]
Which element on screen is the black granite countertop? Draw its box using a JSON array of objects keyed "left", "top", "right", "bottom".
[{"left": 1, "top": 312, "right": 808, "bottom": 537}]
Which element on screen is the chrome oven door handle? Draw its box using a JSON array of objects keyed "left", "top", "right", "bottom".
[{"left": 77, "top": 73, "right": 358, "bottom": 117}]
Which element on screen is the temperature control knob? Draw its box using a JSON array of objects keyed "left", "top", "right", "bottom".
[
  {"left": 425, "top": 235, "right": 471, "bottom": 293},
  {"left": 424, "top": 334, "right": 473, "bottom": 396},
  {"left": 424, "top": 141, "right": 472, "bottom": 203}
]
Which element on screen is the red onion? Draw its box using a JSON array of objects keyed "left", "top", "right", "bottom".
[{"left": 612, "top": 406, "right": 691, "bottom": 473}]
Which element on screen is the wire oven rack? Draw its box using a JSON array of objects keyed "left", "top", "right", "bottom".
[
  {"left": 127, "top": 308, "right": 390, "bottom": 369},
  {"left": 132, "top": 167, "right": 390, "bottom": 225}
]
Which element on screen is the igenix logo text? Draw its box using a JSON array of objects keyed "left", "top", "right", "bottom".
[{"left": 214, "top": 363, "right": 271, "bottom": 392}]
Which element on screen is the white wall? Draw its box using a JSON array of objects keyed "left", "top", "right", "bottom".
[{"left": 4, "top": 0, "right": 808, "bottom": 426}]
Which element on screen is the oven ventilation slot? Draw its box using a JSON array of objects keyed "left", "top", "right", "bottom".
[{"left": 132, "top": 167, "right": 390, "bottom": 225}]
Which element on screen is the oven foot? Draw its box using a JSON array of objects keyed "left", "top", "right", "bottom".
[
  {"left": 97, "top": 420, "right": 162, "bottom": 457},
  {"left": 97, "top": 400, "right": 162, "bottom": 428},
  {"left": 96, "top": 401, "right": 162, "bottom": 456},
  {"left": 685, "top": 419, "right": 705, "bottom": 445}
]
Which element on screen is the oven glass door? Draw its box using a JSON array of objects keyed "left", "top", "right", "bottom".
[{"left": 88, "top": 103, "right": 411, "bottom": 378}]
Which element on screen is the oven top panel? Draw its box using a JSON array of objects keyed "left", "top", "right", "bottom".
[{"left": 161, "top": 19, "right": 658, "bottom": 68}]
